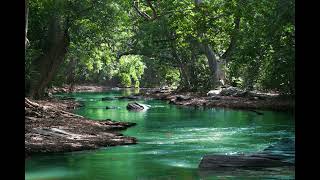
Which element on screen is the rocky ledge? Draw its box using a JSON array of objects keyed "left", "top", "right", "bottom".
[
  {"left": 199, "top": 138, "right": 295, "bottom": 171},
  {"left": 140, "top": 87, "right": 294, "bottom": 111},
  {"left": 25, "top": 98, "right": 136, "bottom": 156}
]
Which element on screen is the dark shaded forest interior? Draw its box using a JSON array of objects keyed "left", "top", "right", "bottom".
[{"left": 25, "top": 0, "right": 295, "bottom": 99}]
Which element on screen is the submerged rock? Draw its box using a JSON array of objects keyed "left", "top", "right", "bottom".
[
  {"left": 102, "top": 97, "right": 117, "bottom": 101},
  {"left": 118, "top": 95, "right": 143, "bottom": 100},
  {"left": 105, "top": 106, "right": 118, "bottom": 110},
  {"left": 260, "top": 138, "right": 295, "bottom": 163},
  {"left": 263, "top": 138, "right": 295, "bottom": 152},
  {"left": 199, "top": 138, "right": 295, "bottom": 170},
  {"left": 126, "top": 102, "right": 150, "bottom": 111},
  {"left": 199, "top": 154, "right": 292, "bottom": 170}
]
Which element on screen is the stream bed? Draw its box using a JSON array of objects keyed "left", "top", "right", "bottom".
[{"left": 25, "top": 90, "right": 295, "bottom": 180}]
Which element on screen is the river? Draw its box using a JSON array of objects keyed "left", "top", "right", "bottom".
[{"left": 25, "top": 89, "right": 295, "bottom": 179}]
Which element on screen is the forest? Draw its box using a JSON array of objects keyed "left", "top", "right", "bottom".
[{"left": 25, "top": 0, "right": 295, "bottom": 98}]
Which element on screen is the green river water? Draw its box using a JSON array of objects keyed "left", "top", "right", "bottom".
[{"left": 25, "top": 90, "right": 295, "bottom": 180}]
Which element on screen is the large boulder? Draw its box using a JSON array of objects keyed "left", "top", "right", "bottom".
[
  {"left": 126, "top": 102, "right": 150, "bottom": 111},
  {"left": 199, "top": 138, "right": 295, "bottom": 170},
  {"left": 260, "top": 138, "right": 295, "bottom": 163},
  {"left": 207, "top": 89, "right": 222, "bottom": 96},
  {"left": 199, "top": 154, "right": 292, "bottom": 170},
  {"left": 175, "top": 95, "right": 191, "bottom": 101},
  {"left": 219, "top": 87, "right": 247, "bottom": 97}
]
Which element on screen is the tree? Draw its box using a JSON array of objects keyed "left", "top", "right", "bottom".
[{"left": 26, "top": 0, "right": 295, "bottom": 95}]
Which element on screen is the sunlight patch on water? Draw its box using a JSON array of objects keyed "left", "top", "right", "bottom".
[
  {"left": 252, "top": 130, "right": 292, "bottom": 137},
  {"left": 25, "top": 168, "right": 82, "bottom": 180},
  {"left": 158, "top": 159, "right": 196, "bottom": 168}
]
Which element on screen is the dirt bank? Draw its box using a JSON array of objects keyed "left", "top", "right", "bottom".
[
  {"left": 140, "top": 89, "right": 294, "bottom": 112},
  {"left": 48, "top": 84, "right": 112, "bottom": 93},
  {"left": 25, "top": 97, "right": 136, "bottom": 156},
  {"left": 48, "top": 85, "right": 294, "bottom": 111}
]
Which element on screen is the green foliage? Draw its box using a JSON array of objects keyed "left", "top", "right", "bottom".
[
  {"left": 118, "top": 73, "right": 131, "bottom": 87},
  {"left": 26, "top": 0, "right": 295, "bottom": 95},
  {"left": 116, "top": 55, "right": 145, "bottom": 88},
  {"left": 227, "top": 0, "right": 295, "bottom": 93}
]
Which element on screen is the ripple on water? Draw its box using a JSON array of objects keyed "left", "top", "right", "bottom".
[
  {"left": 157, "top": 159, "right": 196, "bottom": 168},
  {"left": 25, "top": 168, "right": 83, "bottom": 180},
  {"left": 30, "top": 91, "right": 295, "bottom": 180}
]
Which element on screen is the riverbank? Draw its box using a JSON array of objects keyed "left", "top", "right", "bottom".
[
  {"left": 48, "top": 84, "right": 113, "bottom": 93},
  {"left": 49, "top": 85, "right": 294, "bottom": 111},
  {"left": 25, "top": 97, "right": 137, "bottom": 157},
  {"left": 139, "top": 89, "right": 294, "bottom": 112},
  {"left": 26, "top": 88, "right": 294, "bottom": 179}
]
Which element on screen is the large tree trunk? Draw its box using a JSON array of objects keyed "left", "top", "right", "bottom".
[
  {"left": 179, "top": 62, "right": 192, "bottom": 89},
  {"left": 65, "top": 58, "right": 77, "bottom": 92},
  {"left": 30, "top": 15, "right": 70, "bottom": 99},
  {"left": 194, "top": 0, "right": 219, "bottom": 87},
  {"left": 171, "top": 47, "right": 191, "bottom": 89},
  {"left": 198, "top": 42, "right": 219, "bottom": 86},
  {"left": 25, "top": 0, "right": 29, "bottom": 49}
]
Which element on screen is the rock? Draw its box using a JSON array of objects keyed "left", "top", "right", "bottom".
[
  {"left": 249, "top": 96, "right": 259, "bottom": 100},
  {"left": 160, "top": 86, "right": 170, "bottom": 90},
  {"left": 262, "top": 138, "right": 295, "bottom": 159},
  {"left": 209, "top": 96, "right": 221, "bottom": 100},
  {"left": 247, "top": 109, "right": 264, "bottom": 115},
  {"left": 25, "top": 98, "right": 137, "bottom": 155},
  {"left": 118, "top": 95, "right": 142, "bottom": 100},
  {"left": 199, "top": 138, "right": 295, "bottom": 170},
  {"left": 207, "top": 89, "right": 222, "bottom": 96},
  {"left": 176, "top": 95, "right": 191, "bottom": 101},
  {"left": 251, "top": 139, "right": 295, "bottom": 164},
  {"left": 154, "top": 90, "right": 170, "bottom": 93},
  {"left": 199, "top": 154, "right": 292, "bottom": 170},
  {"left": 100, "top": 119, "right": 137, "bottom": 130},
  {"left": 126, "top": 102, "right": 150, "bottom": 111},
  {"left": 219, "top": 87, "right": 247, "bottom": 97},
  {"left": 102, "top": 97, "right": 116, "bottom": 101},
  {"left": 105, "top": 106, "right": 118, "bottom": 109}
]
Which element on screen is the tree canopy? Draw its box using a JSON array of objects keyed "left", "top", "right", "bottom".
[{"left": 25, "top": 0, "right": 295, "bottom": 98}]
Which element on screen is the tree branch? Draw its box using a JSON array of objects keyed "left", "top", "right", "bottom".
[
  {"left": 221, "top": 15, "right": 240, "bottom": 62},
  {"left": 146, "top": 0, "right": 158, "bottom": 19},
  {"left": 132, "top": 0, "right": 158, "bottom": 21}
]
